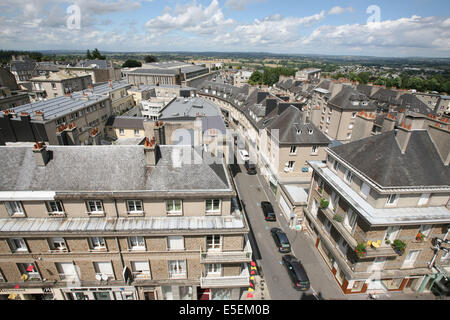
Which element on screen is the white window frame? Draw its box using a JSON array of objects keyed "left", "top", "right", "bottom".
[
  {"left": 166, "top": 199, "right": 183, "bottom": 215},
  {"left": 206, "top": 264, "right": 222, "bottom": 276},
  {"left": 129, "top": 236, "right": 146, "bottom": 251},
  {"left": 360, "top": 182, "right": 371, "bottom": 199},
  {"left": 49, "top": 237, "right": 67, "bottom": 252},
  {"left": 419, "top": 225, "right": 433, "bottom": 237},
  {"left": 168, "top": 260, "right": 187, "bottom": 279},
  {"left": 311, "top": 145, "right": 319, "bottom": 155},
  {"left": 344, "top": 169, "right": 354, "bottom": 184},
  {"left": 418, "top": 193, "right": 431, "bottom": 206},
  {"left": 289, "top": 146, "right": 297, "bottom": 155},
  {"left": 56, "top": 262, "right": 78, "bottom": 281},
  {"left": 332, "top": 159, "right": 339, "bottom": 172},
  {"left": 206, "top": 199, "right": 221, "bottom": 214},
  {"left": 5, "top": 201, "right": 25, "bottom": 217},
  {"left": 90, "top": 237, "right": 107, "bottom": 251},
  {"left": 46, "top": 201, "right": 65, "bottom": 216},
  {"left": 126, "top": 200, "right": 143, "bottom": 215},
  {"left": 134, "top": 129, "right": 140, "bottom": 136},
  {"left": 344, "top": 208, "right": 357, "bottom": 232},
  {"left": 119, "top": 128, "right": 125, "bottom": 135},
  {"left": 168, "top": 236, "right": 185, "bottom": 251},
  {"left": 386, "top": 194, "right": 400, "bottom": 207},
  {"left": 94, "top": 262, "right": 115, "bottom": 280},
  {"left": 402, "top": 250, "right": 420, "bottom": 268},
  {"left": 86, "top": 200, "right": 104, "bottom": 215},
  {"left": 10, "top": 238, "right": 28, "bottom": 253},
  {"left": 384, "top": 226, "right": 400, "bottom": 245},
  {"left": 287, "top": 161, "right": 295, "bottom": 169},
  {"left": 18, "top": 263, "right": 40, "bottom": 280},
  {"left": 131, "top": 261, "right": 151, "bottom": 279},
  {"left": 206, "top": 235, "right": 222, "bottom": 252}
]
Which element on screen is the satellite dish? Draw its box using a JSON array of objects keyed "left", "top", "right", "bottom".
[
  {"left": 101, "top": 274, "right": 108, "bottom": 281},
  {"left": 95, "top": 274, "right": 102, "bottom": 281}
]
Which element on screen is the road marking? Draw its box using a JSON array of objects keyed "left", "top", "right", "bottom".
[{"left": 311, "top": 287, "right": 320, "bottom": 300}]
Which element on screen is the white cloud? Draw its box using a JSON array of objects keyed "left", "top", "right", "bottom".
[
  {"left": 224, "top": 0, "right": 266, "bottom": 11},
  {"left": 328, "top": 6, "right": 355, "bottom": 15},
  {"left": 145, "top": 0, "right": 234, "bottom": 35}
]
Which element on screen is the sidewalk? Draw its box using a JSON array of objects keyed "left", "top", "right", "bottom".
[{"left": 240, "top": 275, "right": 271, "bottom": 300}]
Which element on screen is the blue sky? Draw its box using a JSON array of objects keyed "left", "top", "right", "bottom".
[{"left": 0, "top": 0, "right": 449, "bottom": 57}]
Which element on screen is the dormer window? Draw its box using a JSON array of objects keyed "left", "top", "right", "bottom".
[
  {"left": 308, "top": 129, "right": 313, "bottom": 135},
  {"left": 297, "top": 129, "right": 301, "bottom": 134}
]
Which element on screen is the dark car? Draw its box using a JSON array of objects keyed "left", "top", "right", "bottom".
[
  {"left": 270, "top": 228, "right": 291, "bottom": 253},
  {"left": 282, "top": 255, "right": 310, "bottom": 291},
  {"left": 244, "top": 161, "right": 257, "bottom": 175},
  {"left": 261, "top": 201, "right": 276, "bottom": 221}
]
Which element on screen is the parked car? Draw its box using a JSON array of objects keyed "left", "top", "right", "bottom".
[
  {"left": 270, "top": 228, "right": 291, "bottom": 253},
  {"left": 244, "top": 161, "right": 257, "bottom": 175},
  {"left": 282, "top": 255, "right": 310, "bottom": 291},
  {"left": 238, "top": 149, "right": 250, "bottom": 162},
  {"left": 261, "top": 201, "right": 276, "bottom": 221}
]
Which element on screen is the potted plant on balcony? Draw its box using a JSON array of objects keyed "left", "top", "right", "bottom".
[
  {"left": 317, "top": 186, "right": 323, "bottom": 194},
  {"left": 333, "top": 214, "right": 343, "bottom": 223},
  {"left": 392, "top": 239, "right": 407, "bottom": 256},
  {"left": 320, "top": 198, "right": 329, "bottom": 209},
  {"left": 415, "top": 232, "right": 425, "bottom": 242},
  {"left": 355, "top": 243, "right": 367, "bottom": 258}
]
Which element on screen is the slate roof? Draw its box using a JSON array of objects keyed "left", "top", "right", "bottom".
[
  {"left": 262, "top": 106, "right": 331, "bottom": 145},
  {"left": 106, "top": 116, "right": 146, "bottom": 129},
  {"left": 330, "top": 131, "right": 450, "bottom": 188},
  {"left": 0, "top": 145, "right": 232, "bottom": 192},
  {"left": 76, "top": 59, "right": 109, "bottom": 69},
  {"left": 328, "top": 86, "right": 376, "bottom": 111},
  {"left": 10, "top": 61, "right": 36, "bottom": 72}
]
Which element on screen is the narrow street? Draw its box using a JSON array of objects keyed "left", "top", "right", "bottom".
[{"left": 230, "top": 161, "right": 346, "bottom": 300}]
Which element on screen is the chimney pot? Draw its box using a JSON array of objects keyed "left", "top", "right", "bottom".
[{"left": 33, "top": 142, "right": 50, "bottom": 166}]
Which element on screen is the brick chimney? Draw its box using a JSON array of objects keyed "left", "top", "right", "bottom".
[
  {"left": 144, "top": 137, "right": 160, "bottom": 166},
  {"left": 153, "top": 120, "right": 166, "bottom": 145},
  {"left": 90, "top": 127, "right": 101, "bottom": 145},
  {"left": 395, "top": 123, "right": 413, "bottom": 154},
  {"left": 65, "top": 122, "right": 79, "bottom": 145},
  {"left": 33, "top": 142, "right": 50, "bottom": 166},
  {"left": 34, "top": 111, "right": 45, "bottom": 121}
]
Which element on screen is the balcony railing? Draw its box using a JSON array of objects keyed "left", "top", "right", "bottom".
[
  {"left": 132, "top": 272, "right": 151, "bottom": 280},
  {"left": 200, "top": 265, "right": 250, "bottom": 288},
  {"left": 200, "top": 236, "right": 252, "bottom": 264}
]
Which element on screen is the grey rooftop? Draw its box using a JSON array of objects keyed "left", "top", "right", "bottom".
[
  {"left": 0, "top": 145, "right": 232, "bottom": 193},
  {"left": 159, "top": 97, "right": 223, "bottom": 120}
]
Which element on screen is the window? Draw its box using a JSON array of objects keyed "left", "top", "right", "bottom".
[
  {"left": 206, "top": 264, "right": 222, "bottom": 276},
  {"left": 344, "top": 208, "right": 357, "bottom": 232},
  {"left": 86, "top": 200, "right": 104, "bottom": 215},
  {"left": 384, "top": 226, "right": 400, "bottom": 245},
  {"left": 94, "top": 262, "right": 115, "bottom": 280},
  {"left": 168, "top": 236, "right": 184, "bottom": 251},
  {"left": 134, "top": 129, "right": 140, "bottom": 136},
  {"left": 386, "top": 194, "right": 399, "bottom": 206},
  {"left": 168, "top": 260, "right": 186, "bottom": 279},
  {"left": 312, "top": 146, "right": 319, "bottom": 155},
  {"left": 287, "top": 161, "right": 295, "bottom": 169},
  {"left": 419, "top": 225, "right": 433, "bottom": 237},
  {"left": 56, "top": 262, "right": 78, "bottom": 281},
  {"left": 5, "top": 201, "right": 25, "bottom": 217},
  {"left": 90, "top": 237, "right": 107, "bottom": 251},
  {"left": 129, "top": 236, "right": 145, "bottom": 251},
  {"left": 51, "top": 82, "right": 56, "bottom": 89},
  {"left": 289, "top": 146, "right": 297, "bottom": 155},
  {"left": 441, "top": 250, "right": 450, "bottom": 262},
  {"left": 352, "top": 112, "right": 357, "bottom": 119},
  {"left": 49, "top": 238, "right": 67, "bottom": 251},
  {"left": 206, "top": 235, "right": 222, "bottom": 251},
  {"left": 18, "top": 263, "right": 40, "bottom": 280},
  {"left": 418, "top": 193, "right": 431, "bottom": 206},
  {"left": 119, "top": 128, "right": 125, "bottom": 135},
  {"left": 0, "top": 269, "right": 4, "bottom": 282},
  {"left": 349, "top": 123, "right": 354, "bottom": 130},
  {"left": 46, "top": 201, "right": 64, "bottom": 216},
  {"left": 344, "top": 170, "right": 354, "bottom": 184},
  {"left": 10, "top": 238, "right": 28, "bottom": 252},
  {"left": 332, "top": 159, "right": 339, "bottom": 172},
  {"left": 127, "top": 200, "right": 143, "bottom": 214},
  {"left": 131, "top": 261, "right": 151, "bottom": 279},
  {"left": 403, "top": 250, "right": 420, "bottom": 268},
  {"left": 166, "top": 200, "right": 182, "bottom": 215},
  {"left": 360, "top": 182, "right": 371, "bottom": 199},
  {"left": 206, "top": 199, "right": 221, "bottom": 213},
  {"left": 347, "top": 133, "right": 352, "bottom": 140}
]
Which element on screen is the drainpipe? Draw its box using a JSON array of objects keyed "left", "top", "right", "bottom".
[{"left": 113, "top": 197, "right": 126, "bottom": 285}]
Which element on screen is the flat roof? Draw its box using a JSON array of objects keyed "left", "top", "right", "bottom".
[
  {"left": 159, "top": 97, "right": 223, "bottom": 120},
  {"left": 284, "top": 185, "right": 308, "bottom": 203}
]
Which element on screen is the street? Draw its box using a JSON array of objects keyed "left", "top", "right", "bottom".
[{"left": 230, "top": 161, "right": 346, "bottom": 300}]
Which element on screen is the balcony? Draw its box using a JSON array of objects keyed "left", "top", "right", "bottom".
[
  {"left": 200, "top": 236, "right": 252, "bottom": 264},
  {"left": 200, "top": 265, "right": 250, "bottom": 288}
]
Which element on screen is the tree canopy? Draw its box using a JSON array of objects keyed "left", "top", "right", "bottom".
[
  {"left": 144, "top": 55, "right": 158, "bottom": 63},
  {"left": 122, "top": 59, "right": 142, "bottom": 68}
]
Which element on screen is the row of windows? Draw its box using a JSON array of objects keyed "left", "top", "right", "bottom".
[
  {"left": 327, "top": 157, "right": 433, "bottom": 207},
  {"left": 289, "top": 145, "right": 319, "bottom": 155},
  {"left": 0, "top": 259, "right": 220, "bottom": 283},
  {"left": 6, "top": 235, "right": 223, "bottom": 253},
  {"left": 4, "top": 199, "right": 222, "bottom": 217}
]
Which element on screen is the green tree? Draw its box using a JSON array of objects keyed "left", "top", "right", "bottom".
[
  {"left": 91, "top": 48, "right": 106, "bottom": 60},
  {"left": 248, "top": 71, "right": 263, "bottom": 85},
  {"left": 144, "top": 55, "right": 158, "bottom": 63},
  {"left": 357, "top": 72, "right": 370, "bottom": 84},
  {"left": 122, "top": 59, "right": 142, "bottom": 68},
  {"left": 86, "top": 49, "right": 92, "bottom": 59}
]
